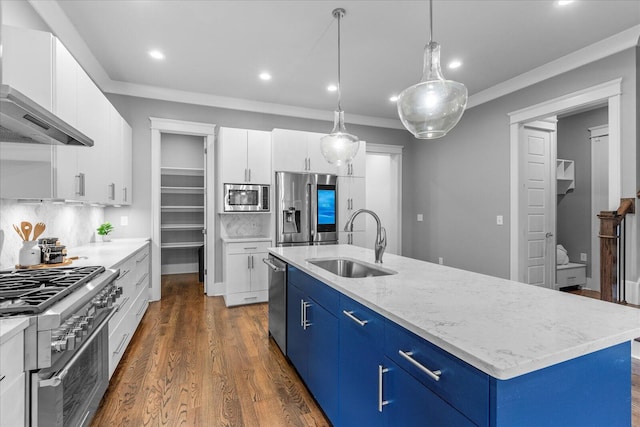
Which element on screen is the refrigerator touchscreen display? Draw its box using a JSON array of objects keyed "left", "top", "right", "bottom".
[{"left": 317, "top": 186, "right": 336, "bottom": 232}]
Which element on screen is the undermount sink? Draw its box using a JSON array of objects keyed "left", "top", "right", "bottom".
[{"left": 307, "top": 257, "right": 396, "bottom": 278}]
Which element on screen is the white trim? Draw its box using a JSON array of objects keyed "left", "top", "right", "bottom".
[
  {"left": 508, "top": 79, "right": 621, "bottom": 124},
  {"left": 31, "top": 3, "right": 639, "bottom": 129},
  {"left": 469, "top": 26, "right": 639, "bottom": 109},
  {"left": 366, "top": 143, "right": 404, "bottom": 155},
  {"left": 116, "top": 81, "right": 405, "bottom": 130},
  {"left": 509, "top": 81, "right": 622, "bottom": 282},
  {"left": 588, "top": 125, "right": 609, "bottom": 138},
  {"left": 365, "top": 143, "right": 404, "bottom": 256},
  {"left": 150, "top": 118, "right": 216, "bottom": 301}
]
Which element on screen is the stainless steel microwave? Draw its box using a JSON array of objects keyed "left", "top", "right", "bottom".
[{"left": 223, "top": 183, "right": 270, "bottom": 212}]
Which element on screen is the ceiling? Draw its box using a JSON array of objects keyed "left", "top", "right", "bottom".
[{"left": 31, "top": 1, "right": 640, "bottom": 127}]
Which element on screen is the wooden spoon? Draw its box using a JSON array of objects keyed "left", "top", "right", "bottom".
[
  {"left": 13, "top": 224, "right": 25, "bottom": 240},
  {"left": 20, "top": 221, "right": 33, "bottom": 241},
  {"left": 32, "top": 222, "right": 46, "bottom": 241}
]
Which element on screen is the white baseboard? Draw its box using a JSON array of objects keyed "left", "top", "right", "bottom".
[
  {"left": 207, "top": 281, "right": 224, "bottom": 296},
  {"left": 161, "top": 262, "right": 198, "bottom": 275}
]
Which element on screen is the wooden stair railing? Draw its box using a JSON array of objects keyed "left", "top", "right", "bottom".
[{"left": 598, "top": 197, "right": 636, "bottom": 303}]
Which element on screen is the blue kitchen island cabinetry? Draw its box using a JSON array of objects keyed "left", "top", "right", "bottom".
[
  {"left": 286, "top": 266, "right": 340, "bottom": 425},
  {"left": 284, "top": 262, "right": 633, "bottom": 427}
]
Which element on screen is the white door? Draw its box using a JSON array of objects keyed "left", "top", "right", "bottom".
[
  {"left": 365, "top": 153, "right": 398, "bottom": 254},
  {"left": 520, "top": 124, "right": 555, "bottom": 288},
  {"left": 589, "top": 126, "right": 609, "bottom": 292}
]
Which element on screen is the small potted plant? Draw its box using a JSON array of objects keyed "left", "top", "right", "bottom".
[{"left": 97, "top": 222, "right": 114, "bottom": 242}]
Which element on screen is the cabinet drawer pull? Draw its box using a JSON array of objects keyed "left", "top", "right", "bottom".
[
  {"left": 398, "top": 350, "right": 441, "bottom": 381},
  {"left": 113, "top": 333, "right": 130, "bottom": 355},
  {"left": 243, "top": 296, "right": 258, "bottom": 300},
  {"left": 136, "top": 252, "right": 149, "bottom": 263},
  {"left": 378, "top": 365, "right": 390, "bottom": 412},
  {"left": 0, "top": 375, "right": 5, "bottom": 382},
  {"left": 244, "top": 247, "right": 258, "bottom": 250},
  {"left": 136, "top": 299, "right": 149, "bottom": 316},
  {"left": 136, "top": 272, "right": 149, "bottom": 287},
  {"left": 116, "top": 269, "right": 130, "bottom": 281},
  {"left": 116, "top": 296, "right": 130, "bottom": 312},
  {"left": 342, "top": 310, "right": 368, "bottom": 326}
]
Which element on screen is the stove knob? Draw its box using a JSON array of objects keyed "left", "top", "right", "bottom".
[
  {"left": 79, "top": 320, "right": 89, "bottom": 331},
  {"left": 86, "top": 315, "right": 95, "bottom": 326},
  {"left": 65, "top": 334, "right": 76, "bottom": 351},
  {"left": 51, "top": 339, "right": 66, "bottom": 352},
  {"left": 116, "top": 287, "right": 123, "bottom": 296},
  {"left": 73, "top": 326, "right": 86, "bottom": 337}
]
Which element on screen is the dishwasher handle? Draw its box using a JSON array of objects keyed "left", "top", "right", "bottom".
[{"left": 263, "top": 258, "right": 286, "bottom": 272}]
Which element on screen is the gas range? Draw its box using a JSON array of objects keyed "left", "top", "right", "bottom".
[{"left": 0, "top": 266, "right": 106, "bottom": 317}]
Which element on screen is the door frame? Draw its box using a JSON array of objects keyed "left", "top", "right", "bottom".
[
  {"left": 150, "top": 117, "right": 217, "bottom": 301},
  {"left": 366, "top": 143, "right": 404, "bottom": 255},
  {"left": 508, "top": 79, "right": 621, "bottom": 281}
]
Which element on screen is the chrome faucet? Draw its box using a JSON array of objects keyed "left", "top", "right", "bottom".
[{"left": 344, "top": 209, "right": 387, "bottom": 263}]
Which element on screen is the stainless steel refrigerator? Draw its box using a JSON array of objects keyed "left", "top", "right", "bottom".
[
  {"left": 275, "top": 171, "right": 338, "bottom": 246},
  {"left": 268, "top": 172, "right": 338, "bottom": 356}
]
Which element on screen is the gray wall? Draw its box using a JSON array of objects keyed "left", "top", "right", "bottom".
[
  {"left": 556, "top": 107, "right": 608, "bottom": 277},
  {"left": 402, "top": 48, "right": 637, "bottom": 280},
  {"left": 104, "top": 94, "right": 411, "bottom": 282}
]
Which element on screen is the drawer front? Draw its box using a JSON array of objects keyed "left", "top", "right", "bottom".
[
  {"left": 134, "top": 245, "right": 150, "bottom": 283},
  {"left": 385, "top": 321, "right": 489, "bottom": 426},
  {"left": 0, "top": 372, "right": 25, "bottom": 427},
  {"left": 108, "top": 293, "right": 134, "bottom": 336},
  {"left": 223, "top": 290, "right": 268, "bottom": 307},
  {"left": 339, "top": 295, "right": 384, "bottom": 350},
  {"left": 288, "top": 266, "right": 338, "bottom": 313},
  {"left": 108, "top": 308, "right": 134, "bottom": 377},
  {"left": 0, "top": 331, "right": 24, "bottom": 393},
  {"left": 131, "top": 288, "right": 150, "bottom": 331},
  {"left": 114, "top": 256, "right": 136, "bottom": 300},
  {"left": 556, "top": 267, "right": 586, "bottom": 286},
  {"left": 225, "top": 241, "right": 271, "bottom": 255}
]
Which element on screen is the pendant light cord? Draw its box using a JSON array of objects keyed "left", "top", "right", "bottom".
[
  {"left": 336, "top": 10, "right": 342, "bottom": 112},
  {"left": 429, "top": 0, "right": 433, "bottom": 42}
]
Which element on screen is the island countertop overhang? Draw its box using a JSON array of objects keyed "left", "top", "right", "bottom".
[{"left": 268, "top": 244, "right": 640, "bottom": 380}]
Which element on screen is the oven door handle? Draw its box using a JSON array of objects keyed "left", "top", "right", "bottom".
[{"left": 39, "top": 307, "right": 119, "bottom": 388}]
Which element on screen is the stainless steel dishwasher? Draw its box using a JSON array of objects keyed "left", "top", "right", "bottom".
[{"left": 264, "top": 254, "right": 287, "bottom": 355}]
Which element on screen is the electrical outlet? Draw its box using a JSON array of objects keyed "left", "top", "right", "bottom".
[
  {"left": 496, "top": 215, "right": 503, "bottom": 225},
  {"left": 580, "top": 253, "right": 587, "bottom": 262},
  {"left": 417, "top": 214, "right": 424, "bottom": 222},
  {"left": 120, "top": 216, "right": 129, "bottom": 226},
  {"left": 438, "top": 257, "right": 444, "bottom": 265}
]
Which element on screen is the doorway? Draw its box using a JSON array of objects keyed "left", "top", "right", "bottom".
[
  {"left": 150, "top": 118, "right": 216, "bottom": 301},
  {"left": 509, "top": 79, "right": 622, "bottom": 284},
  {"left": 365, "top": 143, "right": 403, "bottom": 255}
]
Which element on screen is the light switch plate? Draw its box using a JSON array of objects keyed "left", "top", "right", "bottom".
[
  {"left": 120, "top": 216, "right": 129, "bottom": 226},
  {"left": 496, "top": 215, "right": 504, "bottom": 225},
  {"left": 417, "top": 214, "right": 424, "bottom": 222},
  {"left": 580, "top": 253, "right": 587, "bottom": 262}
]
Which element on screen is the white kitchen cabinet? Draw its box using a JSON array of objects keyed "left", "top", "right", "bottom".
[
  {"left": 222, "top": 240, "right": 271, "bottom": 306},
  {"left": 108, "top": 243, "right": 150, "bottom": 377},
  {"left": 0, "top": 328, "right": 26, "bottom": 427},
  {"left": 121, "top": 121, "right": 133, "bottom": 205},
  {"left": 219, "top": 127, "right": 271, "bottom": 184},
  {"left": 338, "top": 176, "right": 366, "bottom": 232},
  {"left": 337, "top": 140, "right": 367, "bottom": 177},
  {"left": 2, "top": 25, "right": 54, "bottom": 111},
  {"left": 272, "top": 129, "right": 335, "bottom": 174}
]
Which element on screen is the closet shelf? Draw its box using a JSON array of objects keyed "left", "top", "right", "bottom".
[
  {"left": 161, "top": 242, "right": 204, "bottom": 249},
  {"left": 161, "top": 186, "right": 205, "bottom": 194},
  {"left": 161, "top": 224, "right": 205, "bottom": 230},
  {"left": 161, "top": 167, "right": 204, "bottom": 176},
  {"left": 161, "top": 206, "right": 205, "bottom": 212}
]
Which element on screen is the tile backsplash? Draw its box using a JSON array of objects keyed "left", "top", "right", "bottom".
[
  {"left": 219, "top": 214, "right": 272, "bottom": 238},
  {"left": 0, "top": 199, "right": 104, "bottom": 268}
]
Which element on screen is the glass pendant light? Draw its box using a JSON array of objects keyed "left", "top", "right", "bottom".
[
  {"left": 397, "top": 0, "right": 468, "bottom": 139},
  {"left": 320, "top": 8, "right": 359, "bottom": 166}
]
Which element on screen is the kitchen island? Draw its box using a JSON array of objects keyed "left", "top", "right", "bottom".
[{"left": 269, "top": 244, "right": 640, "bottom": 426}]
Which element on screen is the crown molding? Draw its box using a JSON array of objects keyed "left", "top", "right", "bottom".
[
  {"left": 30, "top": 1, "right": 639, "bottom": 129},
  {"left": 468, "top": 25, "right": 640, "bottom": 109}
]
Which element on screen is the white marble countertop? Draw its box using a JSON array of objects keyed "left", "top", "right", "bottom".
[
  {"left": 269, "top": 244, "right": 640, "bottom": 380},
  {"left": 0, "top": 238, "right": 149, "bottom": 342}
]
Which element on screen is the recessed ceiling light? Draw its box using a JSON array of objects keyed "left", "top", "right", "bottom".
[
  {"left": 327, "top": 84, "right": 338, "bottom": 92},
  {"left": 556, "top": 0, "right": 574, "bottom": 6},
  {"left": 148, "top": 50, "right": 165, "bottom": 60},
  {"left": 389, "top": 95, "right": 398, "bottom": 102},
  {"left": 259, "top": 72, "right": 272, "bottom": 81},
  {"left": 448, "top": 60, "right": 462, "bottom": 69}
]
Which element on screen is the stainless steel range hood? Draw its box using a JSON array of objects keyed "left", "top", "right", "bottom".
[{"left": 0, "top": 84, "right": 93, "bottom": 146}]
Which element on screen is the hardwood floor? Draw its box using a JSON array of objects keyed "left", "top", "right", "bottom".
[
  {"left": 93, "top": 274, "right": 640, "bottom": 426},
  {"left": 91, "top": 273, "right": 329, "bottom": 426}
]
